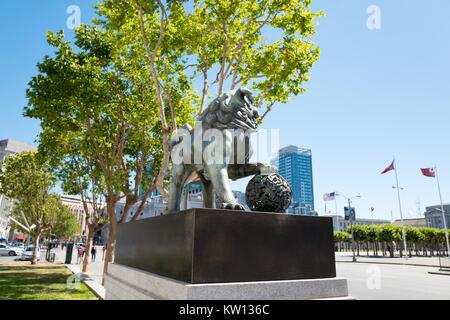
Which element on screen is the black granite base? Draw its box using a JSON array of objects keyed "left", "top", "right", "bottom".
[{"left": 114, "top": 209, "right": 336, "bottom": 284}]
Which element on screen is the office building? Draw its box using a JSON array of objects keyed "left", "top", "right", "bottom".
[{"left": 273, "top": 145, "right": 315, "bottom": 215}]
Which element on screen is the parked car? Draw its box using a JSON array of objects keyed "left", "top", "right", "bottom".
[
  {"left": 0, "top": 244, "right": 24, "bottom": 256},
  {"left": 21, "top": 246, "right": 40, "bottom": 261},
  {"left": 11, "top": 243, "right": 26, "bottom": 249}
]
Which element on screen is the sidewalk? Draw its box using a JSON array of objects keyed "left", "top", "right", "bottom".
[
  {"left": 52, "top": 246, "right": 106, "bottom": 299},
  {"left": 335, "top": 251, "right": 446, "bottom": 268},
  {"left": 66, "top": 264, "right": 105, "bottom": 300}
]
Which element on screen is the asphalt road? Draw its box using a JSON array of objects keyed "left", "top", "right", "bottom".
[
  {"left": 336, "top": 262, "right": 450, "bottom": 300},
  {"left": 0, "top": 251, "right": 45, "bottom": 263}
]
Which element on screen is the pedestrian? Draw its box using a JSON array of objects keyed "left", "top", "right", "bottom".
[
  {"left": 77, "top": 245, "right": 84, "bottom": 264},
  {"left": 91, "top": 245, "right": 97, "bottom": 262},
  {"left": 102, "top": 245, "right": 107, "bottom": 261}
]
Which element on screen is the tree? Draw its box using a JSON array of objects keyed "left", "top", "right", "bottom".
[
  {"left": 404, "top": 226, "right": 422, "bottom": 257},
  {"left": 96, "top": 0, "right": 322, "bottom": 196},
  {"left": 334, "top": 231, "right": 350, "bottom": 252},
  {"left": 25, "top": 26, "right": 195, "bottom": 279},
  {"left": 365, "top": 225, "right": 378, "bottom": 256},
  {"left": 51, "top": 201, "right": 80, "bottom": 239},
  {"left": 26, "top": 0, "right": 322, "bottom": 279},
  {"left": 0, "top": 152, "right": 56, "bottom": 264},
  {"left": 348, "top": 225, "right": 367, "bottom": 256},
  {"left": 39, "top": 130, "right": 107, "bottom": 272}
]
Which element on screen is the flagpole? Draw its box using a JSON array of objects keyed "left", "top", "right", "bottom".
[
  {"left": 335, "top": 196, "right": 339, "bottom": 231},
  {"left": 393, "top": 157, "right": 408, "bottom": 259},
  {"left": 434, "top": 165, "right": 450, "bottom": 259}
]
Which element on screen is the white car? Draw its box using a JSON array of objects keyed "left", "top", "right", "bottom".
[
  {"left": 21, "top": 246, "right": 40, "bottom": 261},
  {"left": 0, "top": 244, "right": 23, "bottom": 256}
]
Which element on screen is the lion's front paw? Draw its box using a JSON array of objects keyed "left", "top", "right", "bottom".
[{"left": 221, "top": 203, "right": 245, "bottom": 211}]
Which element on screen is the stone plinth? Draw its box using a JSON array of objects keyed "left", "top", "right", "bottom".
[
  {"left": 114, "top": 208, "right": 336, "bottom": 284},
  {"left": 105, "top": 263, "right": 350, "bottom": 300}
]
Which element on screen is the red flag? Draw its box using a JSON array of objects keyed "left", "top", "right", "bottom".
[
  {"left": 421, "top": 167, "right": 435, "bottom": 178},
  {"left": 381, "top": 160, "right": 395, "bottom": 174}
]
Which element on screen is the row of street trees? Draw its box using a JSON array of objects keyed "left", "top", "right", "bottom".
[
  {"left": 0, "top": 152, "right": 79, "bottom": 264},
  {"left": 334, "top": 224, "right": 449, "bottom": 258},
  {"left": 24, "top": 0, "right": 322, "bottom": 282}
]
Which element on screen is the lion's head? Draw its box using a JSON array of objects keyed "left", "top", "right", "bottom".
[{"left": 200, "top": 87, "right": 259, "bottom": 130}]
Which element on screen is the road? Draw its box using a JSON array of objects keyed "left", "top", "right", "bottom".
[
  {"left": 337, "top": 262, "right": 450, "bottom": 300},
  {"left": 0, "top": 251, "right": 45, "bottom": 263}
]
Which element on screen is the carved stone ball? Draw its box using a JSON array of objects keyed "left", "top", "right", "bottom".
[{"left": 245, "top": 174, "right": 292, "bottom": 213}]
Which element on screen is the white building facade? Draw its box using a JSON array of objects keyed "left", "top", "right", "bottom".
[{"left": 323, "top": 215, "right": 391, "bottom": 232}]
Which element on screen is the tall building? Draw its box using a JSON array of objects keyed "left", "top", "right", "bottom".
[
  {"left": 0, "top": 139, "right": 36, "bottom": 240},
  {"left": 273, "top": 145, "right": 315, "bottom": 215}
]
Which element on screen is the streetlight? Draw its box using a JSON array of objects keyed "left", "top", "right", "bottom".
[
  {"left": 336, "top": 193, "right": 361, "bottom": 262},
  {"left": 392, "top": 185, "right": 408, "bottom": 259},
  {"left": 7, "top": 216, "right": 35, "bottom": 248}
]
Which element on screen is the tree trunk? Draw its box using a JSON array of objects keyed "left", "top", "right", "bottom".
[
  {"left": 31, "top": 227, "right": 42, "bottom": 265},
  {"left": 82, "top": 225, "right": 95, "bottom": 273},
  {"left": 102, "top": 197, "right": 118, "bottom": 286}
]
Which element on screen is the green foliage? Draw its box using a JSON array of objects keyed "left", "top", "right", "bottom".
[
  {"left": 0, "top": 152, "right": 56, "bottom": 233},
  {"left": 347, "top": 224, "right": 367, "bottom": 242},
  {"left": 340, "top": 224, "right": 446, "bottom": 247},
  {"left": 404, "top": 226, "right": 425, "bottom": 243},
  {"left": 0, "top": 152, "right": 54, "bottom": 201},
  {"left": 334, "top": 231, "right": 350, "bottom": 243},
  {"left": 25, "top": 25, "right": 189, "bottom": 221},
  {"left": 96, "top": 0, "right": 322, "bottom": 118},
  {"left": 52, "top": 202, "right": 80, "bottom": 239}
]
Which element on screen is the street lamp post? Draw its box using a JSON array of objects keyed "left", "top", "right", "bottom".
[
  {"left": 337, "top": 193, "right": 361, "bottom": 262},
  {"left": 392, "top": 185, "right": 408, "bottom": 259}
]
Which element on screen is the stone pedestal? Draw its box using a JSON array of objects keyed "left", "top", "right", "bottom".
[
  {"left": 105, "top": 263, "right": 350, "bottom": 300},
  {"left": 105, "top": 209, "right": 350, "bottom": 300}
]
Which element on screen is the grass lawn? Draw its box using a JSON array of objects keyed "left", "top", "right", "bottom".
[{"left": 0, "top": 263, "right": 98, "bottom": 300}]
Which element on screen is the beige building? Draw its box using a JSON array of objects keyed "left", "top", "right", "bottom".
[
  {"left": 61, "top": 195, "right": 101, "bottom": 237},
  {"left": 392, "top": 218, "right": 427, "bottom": 228}
]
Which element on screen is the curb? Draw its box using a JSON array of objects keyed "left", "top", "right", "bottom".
[
  {"left": 428, "top": 269, "right": 450, "bottom": 276},
  {"left": 65, "top": 264, "right": 106, "bottom": 300},
  {"left": 336, "top": 260, "right": 440, "bottom": 268}
]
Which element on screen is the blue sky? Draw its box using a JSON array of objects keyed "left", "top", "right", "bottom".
[{"left": 1, "top": 0, "right": 449, "bottom": 220}]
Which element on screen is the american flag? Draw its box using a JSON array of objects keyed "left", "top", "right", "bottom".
[{"left": 323, "top": 192, "right": 336, "bottom": 202}]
